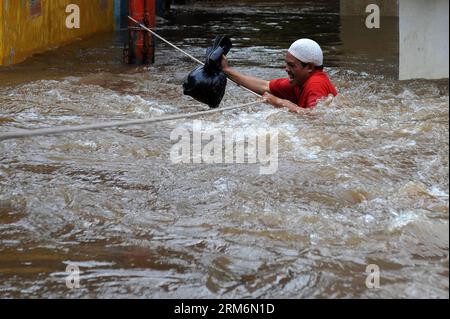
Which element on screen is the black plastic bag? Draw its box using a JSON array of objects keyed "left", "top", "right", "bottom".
[{"left": 183, "top": 36, "right": 232, "bottom": 108}]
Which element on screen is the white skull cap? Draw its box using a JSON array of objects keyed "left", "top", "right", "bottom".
[{"left": 288, "top": 39, "right": 323, "bottom": 66}]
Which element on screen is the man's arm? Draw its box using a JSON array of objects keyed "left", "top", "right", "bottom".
[
  {"left": 263, "top": 92, "right": 303, "bottom": 113},
  {"left": 221, "top": 56, "right": 302, "bottom": 113},
  {"left": 221, "top": 56, "right": 270, "bottom": 95}
]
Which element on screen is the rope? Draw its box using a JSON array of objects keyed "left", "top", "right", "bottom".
[
  {"left": 0, "top": 19, "right": 266, "bottom": 142},
  {"left": 0, "top": 100, "right": 263, "bottom": 142},
  {"left": 127, "top": 16, "right": 262, "bottom": 98}
]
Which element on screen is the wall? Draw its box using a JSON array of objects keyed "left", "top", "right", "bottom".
[
  {"left": 115, "top": 0, "right": 167, "bottom": 30},
  {"left": 340, "top": 0, "right": 398, "bottom": 17},
  {"left": 114, "top": 0, "right": 129, "bottom": 30},
  {"left": 339, "top": 0, "right": 399, "bottom": 77},
  {"left": 0, "top": 0, "right": 114, "bottom": 66},
  {"left": 0, "top": 1, "right": 3, "bottom": 65},
  {"left": 399, "top": 0, "right": 449, "bottom": 80}
]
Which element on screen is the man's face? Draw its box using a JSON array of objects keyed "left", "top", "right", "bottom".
[{"left": 285, "top": 52, "right": 313, "bottom": 86}]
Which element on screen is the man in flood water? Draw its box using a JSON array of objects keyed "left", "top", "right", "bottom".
[{"left": 221, "top": 38, "right": 337, "bottom": 113}]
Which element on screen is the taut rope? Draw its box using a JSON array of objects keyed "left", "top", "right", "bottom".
[
  {"left": 127, "top": 16, "right": 262, "bottom": 99},
  {"left": 0, "top": 18, "right": 264, "bottom": 142},
  {"left": 0, "top": 100, "right": 263, "bottom": 141}
]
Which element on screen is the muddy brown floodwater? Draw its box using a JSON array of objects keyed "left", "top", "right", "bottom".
[{"left": 0, "top": 1, "right": 448, "bottom": 298}]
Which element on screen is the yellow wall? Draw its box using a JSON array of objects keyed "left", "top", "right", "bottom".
[
  {"left": 0, "top": 1, "right": 4, "bottom": 65},
  {"left": 0, "top": 0, "right": 115, "bottom": 66}
]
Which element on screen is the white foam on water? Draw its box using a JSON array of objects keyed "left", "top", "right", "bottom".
[
  {"left": 429, "top": 187, "right": 449, "bottom": 198},
  {"left": 388, "top": 211, "right": 423, "bottom": 232}
]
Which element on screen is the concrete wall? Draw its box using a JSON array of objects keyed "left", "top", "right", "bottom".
[
  {"left": 399, "top": 0, "right": 449, "bottom": 80},
  {"left": 340, "top": 0, "right": 398, "bottom": 17},
  {"left": 0, "top": 0, "right": 115, "bottom": 66}
]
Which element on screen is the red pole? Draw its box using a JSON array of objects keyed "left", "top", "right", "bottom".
[
  {"left": 144, "top": 0, "right": 156, "bottom": 64},
  {"left": 127, "top": 0, "right": 155, "bottom": 64}
]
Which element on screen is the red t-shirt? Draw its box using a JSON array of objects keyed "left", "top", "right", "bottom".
[{"left": 269, "top": 70, "right": 337, "bottom": 108}]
